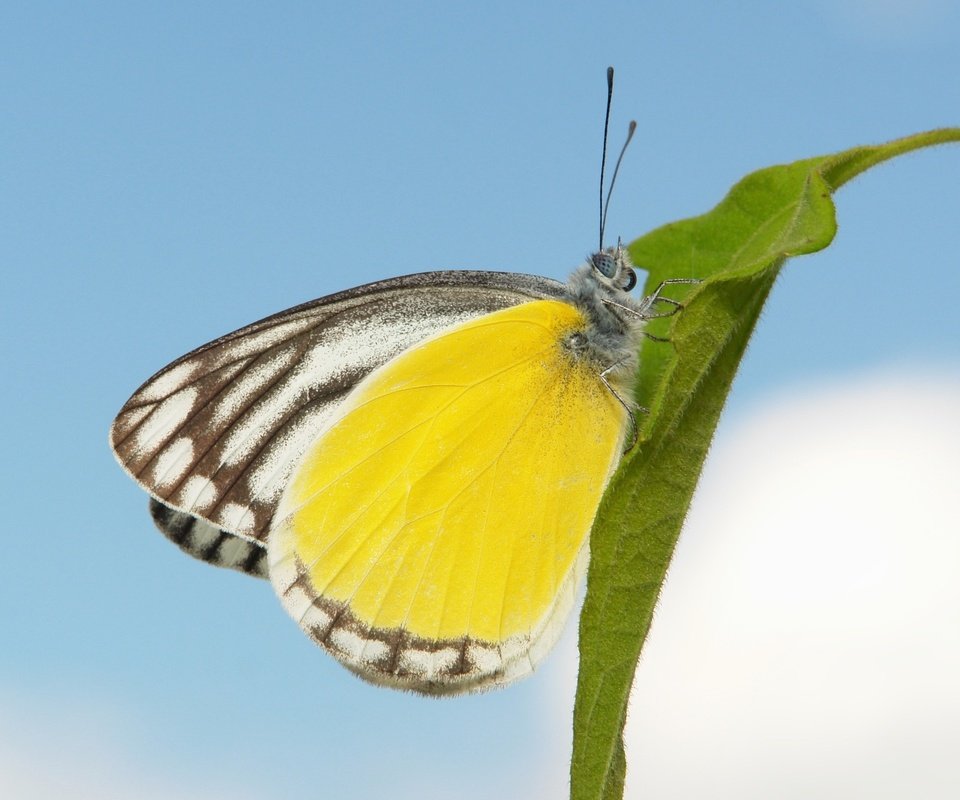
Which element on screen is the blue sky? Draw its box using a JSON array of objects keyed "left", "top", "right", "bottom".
[{"left": 2, "top": 2, "right": 958, "bottom": 798}]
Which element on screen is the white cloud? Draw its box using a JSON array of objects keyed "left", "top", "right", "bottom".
[
  {"left": 549, "top": 367, "right": 960, "bottom": 798},
  {"left": 625, "top": 368, "right": 960, "bottom": 798},
  {"left": 0, "top": 693, "right": 255, "bottom": 800}
]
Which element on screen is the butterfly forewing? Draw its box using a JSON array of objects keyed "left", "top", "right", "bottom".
[{"left": 111, "top": 271, "right": 567, "bottom": 567}]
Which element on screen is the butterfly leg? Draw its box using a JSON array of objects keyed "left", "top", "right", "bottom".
[
  {"left": 636, "top": 277, "right": 701, "bottom": 319},
  {"left": 600, "top": 361, "right": 645, "bottom": 452},
  {"left": 641, "top": 331, "right": 672, "bottom": 343}
]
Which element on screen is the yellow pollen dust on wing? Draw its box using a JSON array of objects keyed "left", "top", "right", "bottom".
[{"left": 285, "top": 299, "right": 628, "bottom": 644}]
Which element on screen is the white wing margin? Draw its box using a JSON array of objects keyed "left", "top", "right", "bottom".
[{"left": 111, "top": 271, "right": 567, "bottom": 573}]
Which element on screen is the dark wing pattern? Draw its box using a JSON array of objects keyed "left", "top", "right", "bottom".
[
  {"left": 111, "top": 271, "right": 567, "bottom": 573},
  {"left": 149, "top": 498, "right": 270, "bottom": 578}
]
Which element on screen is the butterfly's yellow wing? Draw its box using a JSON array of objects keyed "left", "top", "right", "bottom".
[{"left": 268, "top": 298, "right": 629, "bottom": 693}]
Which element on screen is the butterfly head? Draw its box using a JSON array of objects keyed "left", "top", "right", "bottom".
[{"left": 589, "top": 241, "right": 637, "bottom": 293}]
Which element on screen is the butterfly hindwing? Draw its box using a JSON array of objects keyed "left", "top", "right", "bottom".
[
  {"left": 149, "top": 498, "right": 269, "bottom": 578},
  {"left": 268, "top": 299, "right": 630, "bottom": 693},
  {"left": 110, "top": 271, "right": 567, "bottom": 564}
]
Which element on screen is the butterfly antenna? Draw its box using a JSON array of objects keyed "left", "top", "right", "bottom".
[
  {"left": 601, "top": 119, "right": 637, "bottom": 250},
  {"left": 599, "top": 66, "right": 614, "bottom": 252}
]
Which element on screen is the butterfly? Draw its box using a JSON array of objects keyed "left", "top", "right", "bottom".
[{"left": 109, "top": 69, "right": 689, "bottom": 694}]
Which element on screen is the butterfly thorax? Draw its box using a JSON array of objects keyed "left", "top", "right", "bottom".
[{"left": 562, "top": 246, "right": 648, "bottom": 396}]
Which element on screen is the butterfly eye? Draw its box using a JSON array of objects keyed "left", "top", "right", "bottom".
[
  {"left": 622, "top": 269, "right": 637, "bottom": 291},
  {"left": 591, "top": 251, "right": 617, "bottom": 278}
]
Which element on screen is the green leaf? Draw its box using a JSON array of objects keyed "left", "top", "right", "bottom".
[{"left": 570, "top": 128, "right": 960, "bottom": 800}]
